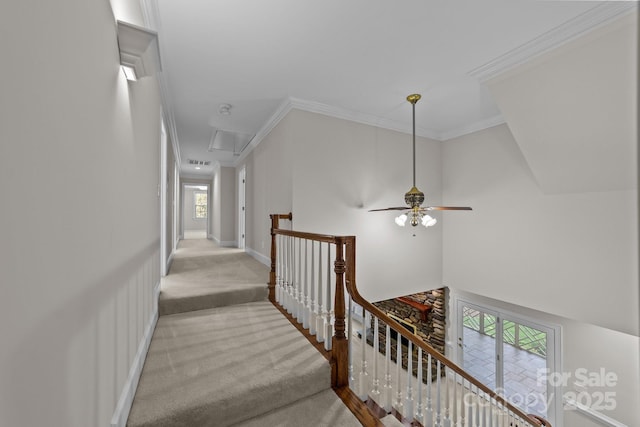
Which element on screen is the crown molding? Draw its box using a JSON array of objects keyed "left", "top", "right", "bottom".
[
  {"left": 289, "top": 97, "right": 442, "bottom": 140},
  {"left": 233, "top": 98, "right": 293, "bottom": 165},
  {"left": 439, "top": 114, "right": 505, "bottom": 141},
  {"left": 468, "top": 2, "right": 638, "bottom": 83}
]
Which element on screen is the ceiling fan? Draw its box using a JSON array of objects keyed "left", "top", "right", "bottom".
[{"left": 369, "top": 94, "right": 472, "bottom": 227}]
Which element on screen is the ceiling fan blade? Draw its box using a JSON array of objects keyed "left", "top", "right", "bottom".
[
  {"left": 423, "top": 206, "right": 472, "bottom": 211},
  {"left": 368, "top": 207, "right": 408, "bottom": 212}
]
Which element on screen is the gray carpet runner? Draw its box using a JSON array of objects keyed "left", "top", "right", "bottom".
[{"left": 127, "top": 239, "right": 361, "bottom": 427}]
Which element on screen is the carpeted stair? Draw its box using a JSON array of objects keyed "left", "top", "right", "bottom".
[{"left": 126, "top": 239, "right": 361, "bottom": 427}]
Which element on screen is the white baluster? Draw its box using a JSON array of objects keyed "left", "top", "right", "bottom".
[
  {"left": 467, "top": 399, "right": 473, "bottom": 427},
  {"left": 452, "top": 371, "right": 457, "bottom": 427},
  {"left": 324, "top": 243, "right": 332, "bottom": 351},
  {"left": 359, "top": 310, "right": 369, "bottom": 400},
  {"left": 475, "top": 388, "right": 480, "bottom": 427},
  {"left": 394, "top": 332, "right": 404, "bottom": 415},
  {"left": 436, "top": 361, "right": 442, "bottom": 427},
  {"left": 275, "top": 235, "right": 281, "bottom": 304},
  {"left": 444, "top": 367, "right": 451, "bottom": 427},
  {"left": 279, "top": 235, "right": 284, "bottom": 305},
  {"left": 286, "top": 236, "right": 292, "bottom": 313},
  {"left": 405, "top": 341, "right": 414, "bottom": 420},
  {"left": 370, "top": 316, "right": 380, "bottom": 403},
  {"left": 425, "top": 354, "right": 433, "bottom": 427},
  {"left": 415, "top": 348, "right": 424, "bottom": 424},
  {"left": 383, "top": 324, "right": 393, "bottom": 412},
  {"left": 309, "top": 241, "right": 316, "bottom": 336},
  {"left": 480, "top": 391, "right": 485, "bottom": 427},
  {"left": 296, "top": 238, "right": 303, "bottom": 323},
  {"left": 302, "top": 240, "right": 309, "bottom": 328},
  {"left": 316, "top": 242, "right": 324, "bottom": 343}
]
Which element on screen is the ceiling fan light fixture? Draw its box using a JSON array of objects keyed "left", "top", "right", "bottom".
[
  {"left": 422, "top": 215, "right": 437, "bottom": 227},
  {"left": 368, "top": 93, "right": 471, "bottom": 228},
  {"left": 395, "top": 214, "right": 408, "bottom": 227}
]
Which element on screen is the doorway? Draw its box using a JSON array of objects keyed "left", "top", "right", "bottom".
[
  {"left": 456, "top": 299, "right": 560, "bottom": 425},
  {"left": 182, "top": 184, "right": 209, "bottom": 239}
]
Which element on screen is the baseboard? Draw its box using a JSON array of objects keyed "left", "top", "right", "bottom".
[
  {"left": 166, "top": 252, "right": 174, "bottom": 273},
  {"left": 246, "top": 246, "right": 270, "bottom": 266},
  {"left": 110, "top": 280, "right": 161, "bottom": 427},
  {"left": 563, "top": 397, "right": 628, "bottom": 427},
  {"left": 212, "top": 235, "right": 238, "bottom": 248}
]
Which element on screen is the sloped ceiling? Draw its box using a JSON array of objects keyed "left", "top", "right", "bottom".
[{"left": 486, "top": 13, "right": 637, "bottom": 194}]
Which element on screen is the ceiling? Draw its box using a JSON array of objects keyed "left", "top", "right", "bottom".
[{"left": 144, "top": 0, "right": 634, "bottom": 177}]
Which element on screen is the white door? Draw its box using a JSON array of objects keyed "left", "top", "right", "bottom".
[{"left": 457, "top": 300, "right": 559, "bottom": 424}]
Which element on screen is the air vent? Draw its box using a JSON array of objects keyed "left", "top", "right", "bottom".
[{"left": 188, "top": 159, "right": 211, "bottom": 166}]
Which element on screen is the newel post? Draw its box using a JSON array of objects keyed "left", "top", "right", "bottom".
[
  {"left": 331, "top": 237, "right": 349, "bottom": 388},
  {"left": 269, "top": 213, "right": 292, "bottom": 302}
]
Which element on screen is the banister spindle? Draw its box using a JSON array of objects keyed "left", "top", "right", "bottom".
[
  {"left": 394, "top": 332, "right": 403, "bottom": 415},
  {"left": 415, "top": 348, "right": 424, "bottom": 424},
  {"left": 370, "top": 316, "right": 380, "bottom": 402},
  {"left": 383, "top": 324, "right": 393, "bottom": 412},
  {"left": 444, "top": 367, "right": 451, "bottom": 427},
  {"left": 405, "top": 341, "right": 414, "bottom": 419},
  {"left": 359, "top": 310, "right": 369, "bottom": 400},
  {"left": 296, "top": 238, "right": 303, "bottom": 323},
  {"left": 426, "top": 354, "right": 433, "bottom": 427},
  {"left": 436, "top": 360, "right": 442, "bottom": 427},
  {"left": 316, "top": 242, "right": 324, "bottom": 343},
  {"left": 310, "top": 241, "right": 317, "bottom": 336},
  {"left": 302, "top": 239, "right": 309, "bottom": 328},
  {"left": 452, "top": 371, "right": 458, "bottom": 427},
  {"left": 275, "top": 235, "right": 281, "bottom": 304}
]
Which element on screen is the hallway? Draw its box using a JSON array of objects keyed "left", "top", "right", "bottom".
[{"left": 126, "top": 239, "right": 362, "bottom": 426}]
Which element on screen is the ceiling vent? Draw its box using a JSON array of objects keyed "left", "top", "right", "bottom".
[{"left": 188, "top": 159, "right": 211, "bottom": 166}]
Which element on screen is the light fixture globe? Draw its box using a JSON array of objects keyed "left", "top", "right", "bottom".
[{"left": 395, "top": 214, "right": 408, "bottom": 226}]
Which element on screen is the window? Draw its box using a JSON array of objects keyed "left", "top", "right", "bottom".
[{"left": 194, "top": 191, "right": 207, "bottom": 219}]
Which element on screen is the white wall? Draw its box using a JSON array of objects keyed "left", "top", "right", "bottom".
[
  {"left": 211, "top": 166, "right": 236, "bottom": 245},
  {"left": 240, "top": 108, "right": 444, "bottom": 302},
  {"left": 442, "top": 123, "right": 638, "bottom": 337},
  {"left": 0, "top": 0, "right": 162, "bottom": 426},
  {"left": 238, "top": 112, "right": 295, "bottom": 255},
  {"left": 288, "top": 110, "right": 444, "bottom": 302}
]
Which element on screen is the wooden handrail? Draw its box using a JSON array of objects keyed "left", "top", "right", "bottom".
[{"left": 268, "top": 213, "right": 550, "bottom": 427}]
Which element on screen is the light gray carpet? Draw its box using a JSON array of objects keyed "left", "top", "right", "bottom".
[
  {"left": 127, "top": 239, "right": 360, "bottom": 426},
  {"left": 159, "top": 240, "right": 268, "bottom": 315},
  {"left": 233, "top": 389, "right": 361, "bottom": 427},
  {"left": 127, "top": 301, "right": 331, "bottom": 427}
]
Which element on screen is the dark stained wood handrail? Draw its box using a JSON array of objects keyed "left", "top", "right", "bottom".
[{"left": 268, "top": 213, "right": 550, "bottom": 427}]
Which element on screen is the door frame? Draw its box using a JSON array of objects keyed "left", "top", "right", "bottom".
[
  {"left": 238, "top": 166, "right": 246, "bottom": 249},
  {"left": 454, "top": 296, "right": 563, "bottom": 427}
]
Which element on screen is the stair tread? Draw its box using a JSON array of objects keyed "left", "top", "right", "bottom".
[{"left": 127, "top": 301, "right": 330, "bottom": 427}]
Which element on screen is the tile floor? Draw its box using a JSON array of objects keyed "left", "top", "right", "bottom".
[{"left": 462, "top": 326, "right": 548, "bottom": 417}]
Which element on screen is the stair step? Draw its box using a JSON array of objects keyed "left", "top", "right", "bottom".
[
  {"left": 159, "top": 283, "right": 268, "bottom": 315},
  {"left": 127, "top": 301, "right": 331, "bottom": 427},
  {"left": 233, "top": 389, "right": 361, "bottom": 427},
  {"left": 159, "top": 249, "right": 269, "bottom": 315}
]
